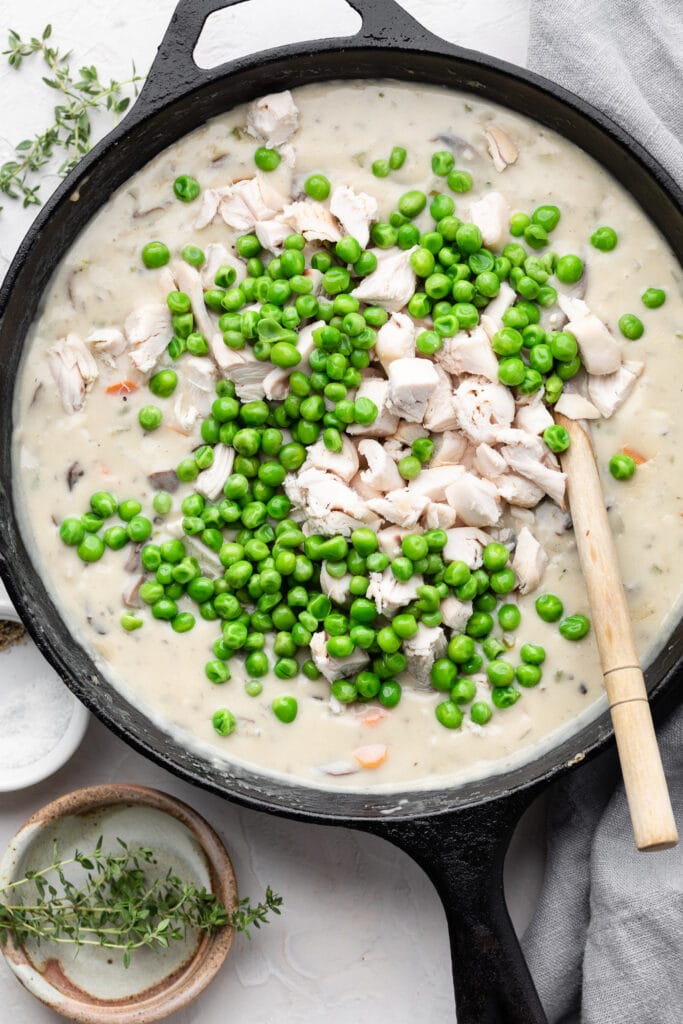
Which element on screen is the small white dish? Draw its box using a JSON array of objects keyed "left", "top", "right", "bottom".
[{"left": 0, "top": 581, "right": 89, "bottom": 791}]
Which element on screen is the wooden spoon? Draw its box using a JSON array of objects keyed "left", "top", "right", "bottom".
[{"left": 555, "top": 412, "right": 678, "bottom": 851}]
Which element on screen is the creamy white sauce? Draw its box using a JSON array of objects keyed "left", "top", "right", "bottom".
[{"left": 12, "top": 81, "right": 683, "bottom": 790}]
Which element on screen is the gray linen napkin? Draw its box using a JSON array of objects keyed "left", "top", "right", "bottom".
[{"left": 524, "top": 3, "right": 683, "bottom": 1020}]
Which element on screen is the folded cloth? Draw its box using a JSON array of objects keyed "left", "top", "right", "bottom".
[{"left": 524, "top": 3, "right": 683, "bottom": 1020}]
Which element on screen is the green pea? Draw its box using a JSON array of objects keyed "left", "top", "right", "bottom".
[
  {"left": 390, "top": 557, "right": 413, "bottom": 583},
  {"left": 141, "top": 241, "right": 170, "bottom": 268},
  {"left": 126, "top": 516, "right": 152, "bottom": 542},
  {"left": 389, "top": 145, "right": 407, "bottom": 169},
  {"left": 535, "top": 593, "right": 564, "bottom": 622},
  {"left": 524, "top": 223, "right": 548, "bottom": 249},
  {"left": 470, "top": 702, "right": 492, "bottom": 725},
  {"left": 516, "top": 663, "right": 542, "bottom": 687},
  {"left": 331, "top": 680, "right": 357, "bottom": 704},
  {"left": 618, "top": 314, "right": 644, "bottom": 340},
  {"left": 431, "top": 658, "right": 458, "bottom": 691},
  {"left": 447, "top": 169, "right": 473, "bottom": 193},
  {"left": 543, "top": 424, "right": 570, "bottom": 453},
  {"left": 376, "top": 626, "right": 401, "bottom": 654},
  {"left": 398, "top": 189, "right": 427, "bottom": 218},
  {"left": 590, "top": 226, "right": 618, "bottom": 251},
  {"left": 212, "top": 708, "right": 236, "bottom": 736},
  {"left": 451, "top": 676, "right": 477, "bottom": 705},
  {"left": 448, "top": 634, "right": 475, "bottom": 664},
  {"left": 372, "top": 158, "right": 391, "bottom": 178},
  {"left": 59, "top": 517, "right": 85, "bottom": 546},
  {"left": 482, "top": 543, "right": 509, "bottom": 572},
  {"left": 253, "top": 146, "right": 280, "bottom": 171},
  {"left": 489, "top": 568, "right": 516, "bottom": 595},
  {"left": 300, "top": 172, "right": 330, "bottom": 200},
  {"left": 397, "top": 455, "right": 421, "bottom": 481},
  {"left": 609, "top": 452, "right": 637, "bottom": 480},
  {"left": 482, "top": 636, "right": 505, "bottom": 661},
  {"left": 444, "top": 561, "right": 471, "bottom": 587},
  {"left": 498, "top": 604, "right": 521, "bottom": 631},
  {"left": 466, "top": 612, "right": 494, "bottom": 638},
  {"left": 302, "top": 660, "right": 321, "bottom": 681},
  {"left": 378, "top": 680, "right": 401, "bottom": 708},
  {"left": 487, "top": 659, "right": 515, "bottom": 687},
  {"left": 435, "top": 700, "right": 463, "bottom": 729},
  {"left": 272, "top": 695, "right": 298, "bottom": 721},
  {"left": 149, "top": 369, "right": 178, "bottom": 398},
  {"left": 555, "top": 254, "right": 584, "bottom": 284},
  {"left": 432, "top": 150, "right": 455, "bottom": 176},
  {"left": 510, "top": 212, "right": 531, "bottom": 236},
  {"left": 102, "top": 525, "right": 127, "bottom": 550},
  {"left": 641, "top": 287, "right": 666, "bottom": 309},
  {"left": 559, "top": 614, "right": 591, "bottom": 640},
  {"left": 355, "top": 671, "right": 380, "bottom": 699},
  {"left": 491, "top": 686, "right": 520, "bottom": 709},
  {"left": 77, "top": 533, "right": 105, "bottom": 562},
  {"left": 550, "top": 331, "right": 578, "bottom": 363},
  {"left": 391, "top": 613, "right": 418, "bottom": 639},
  {"left": 351, "top": 528, "right": 378, "bottom": 557},
  {"left": 399, "top": 534, "right": 427, "bottom": 562}
]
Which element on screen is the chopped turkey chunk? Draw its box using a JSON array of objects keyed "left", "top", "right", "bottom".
[
  {"left": 170, "top": 260, "right": 216, "bottom": 340},
  {"left": 310, "top": 631, "right": 368, "bottom": 682},
  {"left": 351, "top": 247, "right": 417, "bottom": 311},
  {"left": 496, "top": 474, "right": 545, "bottom": 509},
  {"left": 557, "top": 295, "right": 622, "bottom": 375},
  {"left": 468, "top": 191, "right": 510, "bottom": 249},
  {"left": 301, "top": 433, "right": 359, "bottom": 483},
  {"left": 126, "top": 304, "right": 173, "bottom": 375},
  {"left": 367, "top": 570, "right": 423, "bottom": 617},
  {"left": 85, "top": 327, "right": 126, "bottom": 368},
  {"left": 514, "top": 399, "right": 554, "bottom": 435},
  {"left": 386, "top": 357, "right": 440, "bottom": 423},
  {"left": 440, "top": 595, "right": 473, "bottom": 632},
  {"left": 587, "top": 361, "right": 643, "bottom": 417},
  {"left": 217, "top": 176, "right": 287, "bottom": 231},
  {"left": 280, "top": 201, "right": 342, "bottom": 242},
  {"left": 375, "top": 312, "right": 416, "bottom": 371},
  {"left": 437, "top": 327, "right": 499, "bottom": 382},
  {"left": 445, "top": 471, "right": 501, "bottom": 527},
  {"left": 512, "top": 526, "right": 548, "bottom": 594},
  {"left": 554, "top": 393, "right": 601, "bottom": 419},
  {"left": 431, "top": 430, "right": 469, "bottom": 467},
  {"left": 346, "top": 378, "right": 399, "bottom": 437},
  {"left": 200, "top": 243, "right": 247, "bottom": 289},
  {"left": 442, "top": 527, "right": 493, "bottom": 567},
  {"left": 453, "top": 378, "right": 516, "bottom": 444},
  {"left": 246, "top": 89, "right": 300, "bottom": 147},
  {"left": 329, "top": 185, "right": 378, "bottom": 249},
  {"left": 320, "top": 565, "right": 352, "bottom": 606},
  {"left": 408, "top": 465, "right": 464, "bottom": 502},
  {"left": 422, "top": 502, "right": 457, "bottom": 530},
  {"left": 402, "top": 624, "right": 447, "bottom": 685},
  {"left": 367, "top": 488, "right": 430, "bottom": 528},
  {"left": 48, "top": 333, "right": 99, "bottom": 414},
  {"left": 501, "top": 445, "right": 566, "bottom": 508},
  {"left": 195, "top": 444, "right": 235, "bottom": 501},
  {"left": 358, "top": 439, "right": 404, "bottom": 492},
  {"left": 424, "top": 364, "right": 460, "bottom": 433}
]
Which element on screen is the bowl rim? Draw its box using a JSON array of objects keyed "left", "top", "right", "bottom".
[{"left": 0, "top": 784, "right": 238, "bottom": 1024}]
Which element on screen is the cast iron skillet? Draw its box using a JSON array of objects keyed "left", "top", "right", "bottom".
[{"left": 0, "top": 1, "right": 681, "bottom": 1019}]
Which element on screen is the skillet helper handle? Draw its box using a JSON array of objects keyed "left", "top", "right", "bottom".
[
  {"left": 370, "top": 795, "right": 547, "bottom": 1024},
  {"left": 139, "top": 0, "right": 445, "bottom": 100},
  {"left": 556, "top": 413, "right": 678, "bottom": 851}
]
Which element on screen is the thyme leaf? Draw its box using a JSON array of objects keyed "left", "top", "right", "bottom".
[
  {"left": 0, "top": 836, "right": 282, "bottom": 965},
  {"left": 1, "top": 24, "right": 144, "bottom": 211}
]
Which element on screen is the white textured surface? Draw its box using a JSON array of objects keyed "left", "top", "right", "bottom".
[{"left": 0, "top": 2, "right": 541, "bottom": 1021}]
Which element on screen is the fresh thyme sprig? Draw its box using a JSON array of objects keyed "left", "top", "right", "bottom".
[
  {"left": 1, "top": 24, "right": 144, "bottom": 210},
  {"left": 0, "top": 836, "right": 282, "bottom": 967}
]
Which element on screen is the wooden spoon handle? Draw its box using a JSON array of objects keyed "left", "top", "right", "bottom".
[{"left": 556, "top": 412, "right": 678, "bottom": 851}]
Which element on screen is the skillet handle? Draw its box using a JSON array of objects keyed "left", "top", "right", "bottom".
[
  {"left": 137, "top": 0, "right": 447, "bottom": 104},
  {"left": 365, "top": 790, "right": 547, "bottom": 1024}
]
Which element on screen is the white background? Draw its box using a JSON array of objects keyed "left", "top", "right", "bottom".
[{"left": 0, "top": 3, "right": 541, "bottom": 1022}]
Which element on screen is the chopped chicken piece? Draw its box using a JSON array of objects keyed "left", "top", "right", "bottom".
[
  {"left": 555, "top": 296, "right": 622, "bottom": 375},
  {"left": 423, "top": 502, "right": 457, "bottom": 530},
  {"left": 329, "top": 185, "right": 378, "bottom": 249},
  {"left": 351, "top": 247, "right": 417, "bottom": 312},
  {"left": 173, "top": 355, "right": 216, "bottom": 431},
  {"left": 501, "top": 445, "right": 566, "bottom": 507},
  {"left": 262, "top": 319, "right": 323, "bottom": 400},
  {"left": 126, "top": 304, "right": 173, "bottom": 374},
  {"left": 402, "top": 624, "right": 447, "bottom": 685},
  {"left": 453, "top": 378, "right": 516, "bottom": 443},
  {"left": 445, "top": 472, "right": 501, "bottom": 527},
  {"left": 512, "top": 526, "right": 548, "bottom": 595},
  {"left": 377, "top": 526, "right": 412, "bottom": 558},
  {"left": 587, "top": 361, "right": 643, "bottom": 417},
  {"left": 359, "top": 438, "right": 403, "bottom": 492},
  {"left": 440, "top": 595, "right": 473, "bottom": 632},
  {"left": 170, "top": 260, "right": 216, "bottom": 340},
  {"left": 480, "top": 281, "right": 516, "bottom": 334},
  {"left": 350, "top": 473, "right": 383, "bottom": 502},
  {"left": 195, "top": 444, "right": 235, "bottom": 501},
  {"left": 392, "top": 421, "right": 427, "bottom": 445},
  {"left": 367, "top": 488, "right": 430, "bottom": 528},
  {"left": 193, "top": 187, "right": 230, "bottom": 230},
  {"left": 301, "top": 433, "right": 359, "bottom": 483},
  {"left": 286, "top": 467, "right": 375, "bottom": 523},
  {"left": 85, "top": 327, "right": 126, "bottom": 368},
  {"left": 346, "top": 378, "right": 399, "bottom": 437},
  {"left": 409, "top": 465, "right": 464, "bottom": 502},
  {"left": 468, "top": 191, "right": 510, "bottom": 250},
  {"left": 443, "top": 527, "right": 493, "bottom": 567},
  {"left": 304, "top": 267, "right": 323, "bottom": 294},
  {"left": 485, "top": 126, "right": 518, "bottom": 172},
  {"left": 212, "top": 346, "right": 271, "bottom": 400},
  {"left": 219, "top": 177, "right": 287, "bottom": 231},
  {"left": 375, "top": 312, "right": 416, "bottom": 371},
  {"left": 280, "top": 200, "right": 342, "bottom": 243},
  {"left": 494, "top": 427, "right": 546, "bottom": 455},
  {"left": 310, "top": 631, "right": 368, "bottom": 682},
  {"left": 387, "top": 357, "right": 440, "bottom": 423},
  {"left": 48, "top": 333, "right": 99, "bottom": 414},
  {"left": 254, "top": 218, "right": 290, "bottom": 254},
  {"left": 474, "top": 443, "right": 508, "bottom": 479},
  {"left": 303, "top": 510, "right": 381, "bottom": 537},
  {"left": 554, "top": 393, "right": 601, "bottom": 419},
  {"left": 246, "top": 90, "right": 300, "bottom": 147},
  {"left": 320, "top": 564, "right": 352, "bottom": 606},
  {"left": 515, "top": 399, "right": 554, "bottom": 435},
  {"left": 496, "top": 474, "right": 545, "bottom": 509},
  {"left": 424, "top": 364, "right": 460, "bottom": 433},
  {"left": 366, "top": 570, "right": 423, "bottom": 617},
  {"left": 200, "top": 243, "right": 247, "bottom": 289},
  {"left": 437, "top": 327, "right": 498, "bottom": 382},
  {"left": 431, "top": 430, "right": 468, "bottom": 467}
]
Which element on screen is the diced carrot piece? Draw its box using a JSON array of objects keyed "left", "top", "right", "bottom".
[
  {"left": 106, "top": 380, "right": 138, "bottom": 395},
  {"left": 622, "top": 445, "right": 647, "bottom": 465},
  {"left": 356, "top": 707, "right": 389, "bottom": 728},
  {"left": 352, "top": 744, "right": 388, "bottom": 769}
]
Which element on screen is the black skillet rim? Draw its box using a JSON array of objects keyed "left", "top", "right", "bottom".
[{"left": 0, "top": 19, "right": 681, "bottom": 825}]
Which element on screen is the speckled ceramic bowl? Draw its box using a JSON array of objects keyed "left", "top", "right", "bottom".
[{"left": 0, "top": 785, "right": 237, "bottom": 1022}]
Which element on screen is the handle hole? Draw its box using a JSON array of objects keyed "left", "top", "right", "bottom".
[{"left": 194, "top": 0, "right": 362, "bottom": 69}]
